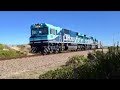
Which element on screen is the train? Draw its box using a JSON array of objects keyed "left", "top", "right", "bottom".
[{"left": 29, "top": 23, "right": 101, "bottom": 54}]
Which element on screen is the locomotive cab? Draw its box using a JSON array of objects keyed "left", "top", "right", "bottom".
[
  {"left": 29, "top": 23, "right": 63, "bottom": 54},
  {"left": 29, "top": 23, "right": 50, "bottom": 53},
  {"left": 30, "top": 23, "right": 49, "bottom": 44}
]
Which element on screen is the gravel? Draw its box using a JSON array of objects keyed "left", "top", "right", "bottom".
[{"left": 0, "top": 49, "right": 107, "bottom": 79}]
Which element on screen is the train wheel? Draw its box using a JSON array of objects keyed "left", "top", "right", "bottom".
[
  {"left": 49, "top": 48, "right": 53, "bottom": 54},
  {"left": 47, "top": 46, "right": 50, "bottom": 54},
  {"left": 44, "top": 47, "right": 49, "bottom": 55},
  {"left": 30, "top": 47, "right": 37, "bottom": 53},
  {"left": 53, "top": 48, "right": 58, "bottom": 54},
  {"left": 58, "top": 45, "right": 62, "bottom": 53},
  {"left": 41, "top": 47, "right": 46, "bottom": 55},
  {"left": 42, "top": 50, "right": 47, "bottom": 55},
  {"left": 56, "top": 48, "right": 59, "bottom": 54},
  {"left": 58, "top": 48, "right": 62, "bottom": 53},
  {"left": 49, "top": 45, "right": 55, "bottom": 54}
]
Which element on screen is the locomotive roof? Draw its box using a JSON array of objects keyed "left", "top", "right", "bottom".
[
  {"left": 43, "top": 23, "right": 62, "bottom": 30},
  {"left": 31, "top": 23, "right": 97, "bottom": 40}
]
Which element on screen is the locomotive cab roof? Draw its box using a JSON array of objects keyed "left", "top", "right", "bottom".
[{"left": 31, "top": 23, "right": 62, "bottom": 30}]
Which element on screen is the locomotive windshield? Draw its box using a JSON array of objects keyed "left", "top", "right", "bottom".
[{"left": 31, "top": 27, "right": 48, "bottom": 35}]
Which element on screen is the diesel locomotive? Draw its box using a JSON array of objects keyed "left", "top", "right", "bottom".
[{"left": 29, "top": 23, "right": 99, "bottom": 54}]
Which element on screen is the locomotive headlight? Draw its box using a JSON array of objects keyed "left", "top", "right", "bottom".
[
  {"left": 39, "top": 31, "right": 42, "bottom": 33},
  {"left": 35, "top": 25, "right": 40, "bottom": 28}
]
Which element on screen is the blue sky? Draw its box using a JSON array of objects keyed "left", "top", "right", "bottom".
[{"left": 0, "top": 11, "right": 120, "bottom": 46}]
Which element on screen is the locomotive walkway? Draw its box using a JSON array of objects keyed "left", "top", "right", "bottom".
[{"left": 0, "top": 49, "right": 107, "bottom": 79}]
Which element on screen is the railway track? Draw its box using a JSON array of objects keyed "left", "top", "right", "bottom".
[{"left": 0, "top": 49, "right": 104, "bottom": 61}]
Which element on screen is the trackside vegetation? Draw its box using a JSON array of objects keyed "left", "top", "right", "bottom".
[
  {"left": 0, "top": 44, "right": 27, "bottom": 60},
  {"left": 39, "top": 46, "right": 120, "bottom": 79}
]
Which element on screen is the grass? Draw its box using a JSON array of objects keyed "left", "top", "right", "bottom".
[
  {"left": 0, "top": 44, "right": 27, "bottom": 60},
  {"left": 0, "top": 44, "right": 4, "bottom": 50},
  {"left": 0, "top": 50, "right": 26, "bottom": 59},
  {"left": 39, "top": 46, "right": 120, "bottom": 79}
]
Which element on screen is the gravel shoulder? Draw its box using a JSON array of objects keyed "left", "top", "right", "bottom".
[{"left": 0, "top": 49, "right": 107, "bottom": 79}]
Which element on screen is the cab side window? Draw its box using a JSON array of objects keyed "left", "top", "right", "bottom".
[
  {"left": 56, "top": 30, "right": 57, "bottom": 35},
  {"left": 50, "top": 28, "right": 57, "bottom": 35},
  {"left": 64, "top": 29, "right": 69, "bottom": 34}
]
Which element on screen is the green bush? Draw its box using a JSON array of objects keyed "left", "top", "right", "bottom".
[
  {"left": 0, "top": 50, "right": 26, "bottom": 59},
  {"left": 0, "top": 44, "right": 27, "bottom": 59},
  {"left": 39, "top": 55, "right": 88, "bottom": 79},
  {"left": 65, "top": 55, "right": 88, "bottom": 67},
  {"left": 87, "top": 53, "right": 96, "bottom": 61},
  {"left": 39, "top": 48, "right": 120, "bottom": 79},
  {"left": 39, "top": 66, "right": 74, "bottom": 79},
  {"left": 83, "top": 47, "right": 120, "bottom": 79},
  {"left": 0, "top": 44, "right": 4, "bottom": 50}
]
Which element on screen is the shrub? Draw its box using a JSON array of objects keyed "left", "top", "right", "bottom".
[
  {"left": 39, "top": 48, "right": 120, "bottom": 79},
  {"left": 85, "top": 48, "right": 120, "bottom": 79},
  {"left": 39, "top": 55, "right": 88, "bottom": 79},
  {"left": 39, "top": 66, "right": 74, "bottom": 79},
  {"left": 87, "top": 52, "right": 96, "bottom": 61},
  {"left": 0, "top": 50, "right": 26, "bottom": 59},
  {"left": 0, "top": 44, "right": 4, "bottom": 50},
  {"left": 65, "top": 55, "right": 88, "bottom": 67}
]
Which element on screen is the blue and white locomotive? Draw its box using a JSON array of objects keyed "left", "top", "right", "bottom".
[{"left": 29, "top": 23, "right": 99, "bottom": 54}]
